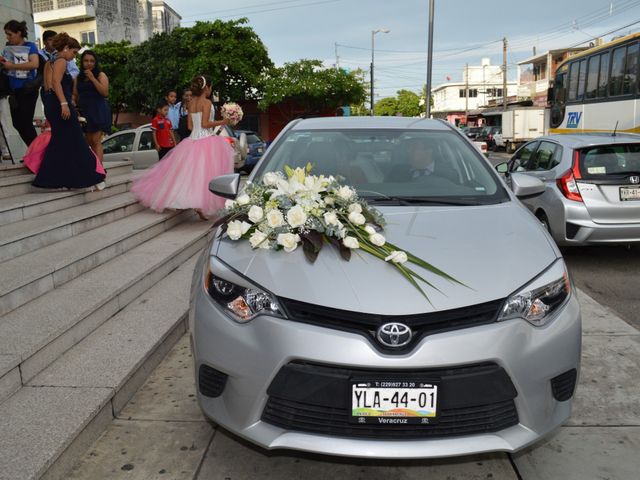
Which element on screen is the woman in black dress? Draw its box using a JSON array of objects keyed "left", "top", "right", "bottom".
[
  {"left": 74, "top": 50, "right": 111, "bottom": 164},
  {"left": 33, "top": 33, "right": 105, "bottom": 189}
]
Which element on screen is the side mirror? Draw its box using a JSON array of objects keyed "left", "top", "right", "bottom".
[
  {"left": 510, "top": 172, "right": 545, "bottom": 198},
  {"left": 209, "top": 173, "right": 240, "bottom": 199},
  {"left": 495, "top": 162, "right": 509, "bottom": 174}
]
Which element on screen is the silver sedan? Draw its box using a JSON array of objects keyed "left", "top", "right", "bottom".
[
  {"left": 189, "top": 117, "right": 581, "bottom": 458},
  {"left": 498, "top": 133, "right": 640, "bottom": 245}
]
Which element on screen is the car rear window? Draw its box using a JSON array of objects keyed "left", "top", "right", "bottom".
[{"left": 579, "top": 144, "right": 640, "bottom": 177}]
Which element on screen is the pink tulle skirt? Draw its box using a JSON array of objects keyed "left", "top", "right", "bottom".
[
  {"left": 131, "top": 135, "right": 234, "bottom": 217},
  {"left": 23, "top": 131, "right": 51, "bottom": 174}
]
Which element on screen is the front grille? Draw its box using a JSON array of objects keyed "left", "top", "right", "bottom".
[
  {"left": 262, "top": 362, "right": 519, "bottom": 439},
  {"left": 551, "top": 369, "right": 577, "bottom": 401},
  {"left": 198, "top": 364, "right": 228, "bottom": 398},
  {"left": 263, "top": 397, "right": 518, "bottom": 439},
  {"left": 277, "top": 297, "right": 504, "bottom": 353}
]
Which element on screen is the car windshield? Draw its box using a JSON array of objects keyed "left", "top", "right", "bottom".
[
  {"left": 246, "top": 134, "right": 261, "bottom": 144},
  {"left": 254, "top": 129, "right": 509, "bottom": 205},
  {"left": 579, "top": 144, "right": 640, "bottom": 177}
]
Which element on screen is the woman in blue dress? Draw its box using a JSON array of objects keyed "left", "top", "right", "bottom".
[
  {"left": 74, "top": 50, "right": 111, "bottom": 164},
  {"left": 33, "top": 33, "right": 105, "bottom": 190}
]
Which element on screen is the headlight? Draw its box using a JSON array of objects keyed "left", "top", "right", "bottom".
[
  {"left": 498, "top": 260, "right": 571, "bottom": 327},
  {"left": 203, "top": 257, "right": 284, "bottom": 323}
]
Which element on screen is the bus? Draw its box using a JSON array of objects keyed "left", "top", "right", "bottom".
[{"left": 549, "top": 32, "right": 640, "bottom": 134}]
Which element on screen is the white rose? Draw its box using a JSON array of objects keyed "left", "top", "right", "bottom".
[
  {"left": 248, "top": 205, "right": 264, "bottom": 223},
  {"left": 348, "top": 211, "right": 366, "bottom": 225},
  {"left": 336, "top": 186, "right": 355, "bottom": 201},
  {"left": 323, "top": 211, "right": 340, "bottom": 226},
  {"left": 364, "top": 225, "right": 376, "bottom": 235},
  {"left": 277, "top": 233, "right": 301, "bottom": 252},
  {"left": 249, "top": 230, "right": 270, "bottom": 249},
  {"left": 385, "top": 250, "right": 408, "bottom": 264},
  {"left": 343, "top": 236, "right": 360, "bottom": 249},
  {"left": 263, "top": 172, "right": 280, "bottom": 186},
  {"left": 348, "top": 203, "right": 362, "bottom": 214},
  {"left": 236, "top": 194, "right": 250, "bottom": 205},
  {"left": 266, "top": 209, "right": 285, "bottom": 228},
  {"left": 224, "top": 199, "right": 236, "bottom": 209},
  {"left": 286, "top": 205, "right": 307, "bottom": 228},
  {"left": 226, "top": 220, "right": 251, "bottom": 240},
  {"left": 324, "top": 196, "right": 335, "bottom": 206},
  {"left": 369, "top": 233, "right": 386, "bottom": 246}
]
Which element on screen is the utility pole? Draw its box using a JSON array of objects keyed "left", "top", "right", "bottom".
[
  {"left": 425, "top": 0, "right": 435, "bottom": 118},
  {"left": 465, "top": 63, "right": 469, "bottom": 124},
  {"left": 335, "top": 42, "right": 339, "bottom": 70},
  {"left": 503, "top": 37, "right": 508, "bottom": 110}
]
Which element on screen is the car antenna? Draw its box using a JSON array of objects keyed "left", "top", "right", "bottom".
[{"left": 612, "top": 120, "right": 619, "bottom": 137}]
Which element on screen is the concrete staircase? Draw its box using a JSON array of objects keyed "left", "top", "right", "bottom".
[{"left": 0, "top": 161, "right": 212, "bottom": 480}]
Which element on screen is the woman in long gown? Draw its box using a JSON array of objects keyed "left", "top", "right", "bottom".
[
  {"left": 33, "top": 33, "right": 105, "bottom": 189},
  {"left": 74, "top": 50, "right": 111, "bottom": 164},
  {"left": 131, "top": 74, "right": 234, "bottom": 219}
]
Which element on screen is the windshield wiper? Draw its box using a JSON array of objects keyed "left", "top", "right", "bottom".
[{"left": 364, "top": 196, "right": 483, "bottom": 206}]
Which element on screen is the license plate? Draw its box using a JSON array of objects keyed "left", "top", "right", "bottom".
[
  {"left": 350, "top": 380, "right": 438, "bottom": 425},
  {"left": 620, "top": 186, "right": 640, "bottom": 201}
]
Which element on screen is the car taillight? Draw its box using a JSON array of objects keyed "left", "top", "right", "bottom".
[
  {"left": 223, "top": 137, "right": 236, "bottom": 146},
  {"left": 556, "top": 150, "right": 583, "bottom": 202}
]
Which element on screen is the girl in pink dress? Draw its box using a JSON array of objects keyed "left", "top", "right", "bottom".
[{"left": 131, "top": 74, "right": 234, "bottom": 219}]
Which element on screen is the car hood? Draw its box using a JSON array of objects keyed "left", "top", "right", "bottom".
[{"left": 214, "top": 203, "right": 558, "bottom": 314}]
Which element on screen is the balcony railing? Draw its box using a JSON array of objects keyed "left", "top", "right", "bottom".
[{"left": 33, "top": 1, "right": 96, "bottom": 24}]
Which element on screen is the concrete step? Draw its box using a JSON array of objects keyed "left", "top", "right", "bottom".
[
  {"left": 0, "top": 163, "right": 29, "bottom": 178},
  {"left": 0, "top": 192, "right": 144, "bottom": 263},
  {"left": 0, "top": 208, "right": 194, "bottom": 317},
  {"left": 0, "top": 172, "right": 134, "bottom": 227},
  {"left": 0, "top": 160, "right": 133, "bottom": 199},
  {"left": 0, "top": 220, "right": 211, "bottom": 404},
  {"left": 0, "top": 251, "right": 202, "bottom": 480},
  {"left": 0, "top": 173, "right": 34, "bottom": 199}
]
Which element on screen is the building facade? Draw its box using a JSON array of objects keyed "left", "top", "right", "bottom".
[
  {"left": 516, "top": 47, "right": 590, "bottom": 106},
  {"left": 151, "top": 0, "right": 180, "bottom": 34},
  {"left": 31, "top": 0, "right": 166, "bottom": 45},
  {"left": 432, "top": 58, "right": 518, "bottom": 125}
]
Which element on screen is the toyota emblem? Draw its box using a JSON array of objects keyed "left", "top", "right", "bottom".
[
  {"left": 630, "top": 175, "right": 640, "bottom": 184},
  {"left": 376, "top": 322, "right": 413, "bottom": 348}
]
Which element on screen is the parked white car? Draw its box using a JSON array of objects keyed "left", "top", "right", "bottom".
[
  {"left": 102, "top": 126, "right": 159, "bottom": 169},
  {"left": 103, "top": 124, "right": 249, "bottom": 171}
]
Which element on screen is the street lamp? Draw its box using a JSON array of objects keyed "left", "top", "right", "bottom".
[{"left": 370, "top": 28, "right": 390, "bottom": 116}]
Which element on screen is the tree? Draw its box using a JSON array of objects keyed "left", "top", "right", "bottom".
[
  {"left": 374, "top": 97, "right": 398, "bottom": 116},
  {"left": 396, "top": 89, "right": 421, "bottom": 117},
  {"left": 125, "top": 19, "right": 272, "bottom": 114},
  {"left": 91, "top": 41, "right": 133, "bottom": 126},
  {"left": 258, "top": 59, "right": 366, "bottom": 122}
]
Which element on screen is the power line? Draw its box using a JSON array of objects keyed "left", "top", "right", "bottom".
[{"left": 181, "top": 0, "right": 343, "bottom": 23}]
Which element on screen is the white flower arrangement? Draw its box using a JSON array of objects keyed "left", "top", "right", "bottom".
[
  {"left": 216, "top": 164, "right": 463, "bottom": 302},
  {"left": 220, "top": 102, "right": 243, "bottom": 126}
]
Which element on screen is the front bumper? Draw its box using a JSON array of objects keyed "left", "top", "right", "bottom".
[{"left": 189, "top": 285, "right": 581, "bottom": 459}]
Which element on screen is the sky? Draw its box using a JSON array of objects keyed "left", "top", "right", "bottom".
[{"left": 168, "top": 0, "right": 640, "bottom": 101}]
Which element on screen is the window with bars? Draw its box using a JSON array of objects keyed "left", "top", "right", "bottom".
[
  {"left": 58, "top": 0, "right": 86, "bottom": 8},
  {"left": 33, "top": 0, "right": 54, "bottom": 12}
]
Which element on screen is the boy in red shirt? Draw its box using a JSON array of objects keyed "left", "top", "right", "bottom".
[{"left": 152, "top": 101, "right": 176, "bottom": 159}]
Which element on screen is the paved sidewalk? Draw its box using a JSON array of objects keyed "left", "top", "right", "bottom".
[{"left": 67, "top": 289, "right": 640, "bottom": 480}]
